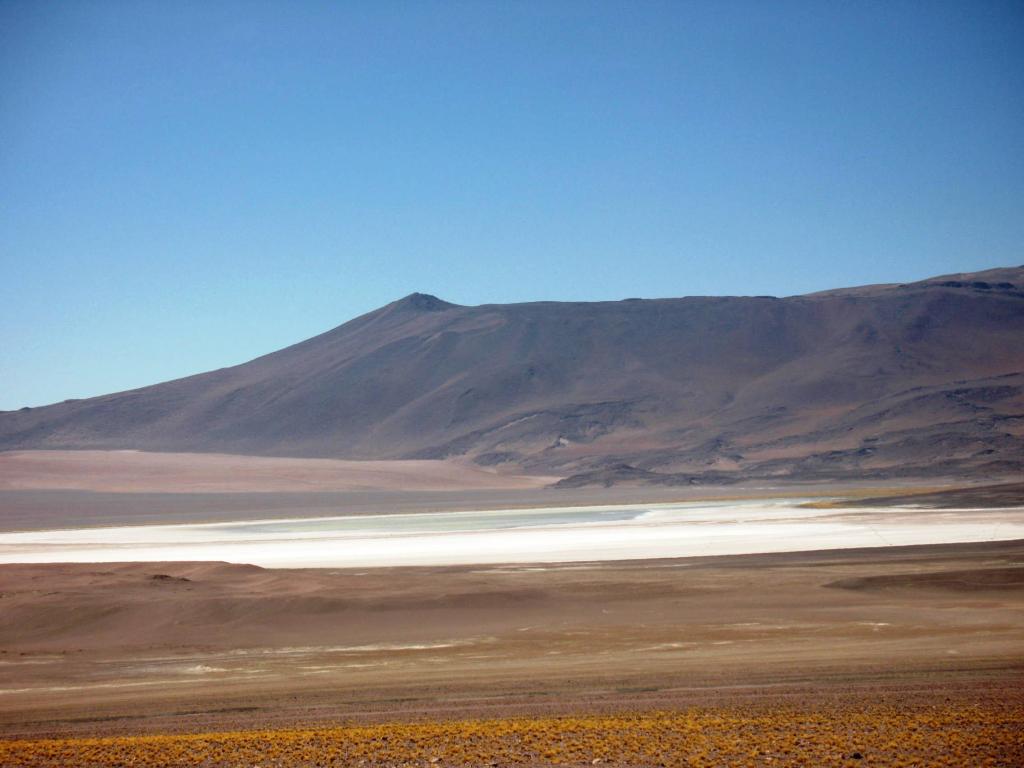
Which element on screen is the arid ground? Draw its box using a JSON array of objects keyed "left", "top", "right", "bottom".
[
  {"left": 0, "top": 448, "right": 986, "bottom": 532},
  {"left": 0, "top": 464, "right": 1021, "bottom": 765},
  {"left": 1, "top": 539, "right": 1022, "bottom": 764}
]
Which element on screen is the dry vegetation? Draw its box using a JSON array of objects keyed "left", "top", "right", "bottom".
[{"left": 3, "top": 699, "right": 1022, "bottom": 768}]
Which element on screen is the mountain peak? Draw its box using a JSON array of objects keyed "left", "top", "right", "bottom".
[
  {"left": 2, "top": 265, "right": 1022, "bottom": 486},
  {"left": 391, "top": 293, "right": 457, "bottom": 312}
]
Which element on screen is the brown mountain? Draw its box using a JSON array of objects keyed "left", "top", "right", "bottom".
[{"left": 2, "top": 266, "right": 1022, "bottom": 486}]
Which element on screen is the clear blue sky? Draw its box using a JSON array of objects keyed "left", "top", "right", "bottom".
[{"left": 2, "top": 1, "right": 1022, "bottom": 410}]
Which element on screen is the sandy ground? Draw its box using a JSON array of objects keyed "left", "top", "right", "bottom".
[
  {"left": 1, "top": 540, "right": 1021, "bottom": 738},
  {"left": 1, "top": 469, "right": 1020, "bottom": 756},
  {"left": 0, "top": 450, "right": 553, "bottom": 493}
]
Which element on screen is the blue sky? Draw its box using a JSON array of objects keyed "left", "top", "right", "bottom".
[{"left": 2, "top": 0, "right": 1022, "bottom": 410}]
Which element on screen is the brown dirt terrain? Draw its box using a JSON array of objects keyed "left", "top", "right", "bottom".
[
  {"left": 0, "top": 450, "right": 552, "bottom": 494},
  {"left": 1, "top": 540, "right": 1021, "bottom": 741},
  {"left": 0, "top": 448, "right": 971, "bottom": 531},
  {"left": 812, "top": 481, "right": 1024, "bottom": 509}
]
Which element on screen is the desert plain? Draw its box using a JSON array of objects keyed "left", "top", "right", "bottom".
[{"left": 0, "top": 451, "right": 1021, "bottom": 766}]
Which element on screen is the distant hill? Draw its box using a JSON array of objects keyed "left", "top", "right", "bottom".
[{"left": 2, "top": 266, "right": 1022, "bottom": 486}]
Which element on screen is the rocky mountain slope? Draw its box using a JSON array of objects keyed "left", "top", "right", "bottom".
[{"left": 2, "top": 266, "right": 1022, "bottom": 486}]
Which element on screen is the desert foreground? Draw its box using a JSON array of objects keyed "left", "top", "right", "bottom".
[
  {"left": 1, "top": 537, "right": 1022, "bottom": 764},
  {"left": 1, "top": 465, "right": 1021, "bottom": 765}
]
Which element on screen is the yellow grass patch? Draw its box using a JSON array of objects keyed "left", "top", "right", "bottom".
[{"left": 2, "top": 702, "right": 1021, "bottom": 767}]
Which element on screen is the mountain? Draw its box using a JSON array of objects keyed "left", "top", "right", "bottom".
[{"left": 2, "top": 266, "right": 1023, "bottom": 486}]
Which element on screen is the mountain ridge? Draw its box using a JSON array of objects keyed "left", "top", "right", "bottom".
[{"left": 2, "top": 266, "right": 1023, "bottom": 486}]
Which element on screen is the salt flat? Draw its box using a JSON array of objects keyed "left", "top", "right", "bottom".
[{"left": 1, "top": 499, "right": 1021, "bottom": 567}]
